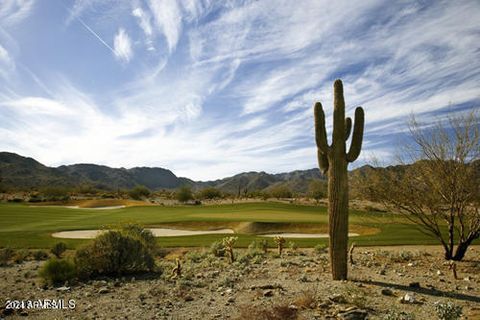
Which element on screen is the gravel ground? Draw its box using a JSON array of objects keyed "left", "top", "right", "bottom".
[{"left": 0, "top": 245, "right": 479, "bottom": 320}]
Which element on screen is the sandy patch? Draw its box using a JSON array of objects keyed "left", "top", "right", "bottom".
[
  {"left": 52, "top": 228, "right": 235, "bottom": 239},
  {"left": 29, "top": 205, "right": 126, "bottom": 210},
  {"left": 260, "top": 232, "right": 359, "bottom": 238}
]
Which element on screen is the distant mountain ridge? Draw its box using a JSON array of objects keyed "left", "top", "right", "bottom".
[{"left": 0, "top": 152, "right": 324, "bottom": 193}]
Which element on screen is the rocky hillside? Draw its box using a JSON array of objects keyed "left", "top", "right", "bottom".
[{"left": 0, "top": 152, "right": 325, "bottom": 193}]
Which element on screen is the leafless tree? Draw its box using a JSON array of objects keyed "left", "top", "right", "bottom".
[{"left": 359, "top": 111, "right": 479, "bottom": 261}]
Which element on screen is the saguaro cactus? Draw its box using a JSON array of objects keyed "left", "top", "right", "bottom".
[{"left": 314, "top": 79, "right": 364, "bottom": 280}]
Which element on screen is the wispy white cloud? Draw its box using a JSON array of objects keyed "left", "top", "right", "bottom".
[
  {"left": 132, "top": 7, "right": 154, "bottom": 51},
  {"left": 0, "top": 43, "right": 14, "bottom": 78},
  {"left": 113, "top": 28, "right": 133, "bottom": 62},
  {"left": 0, "top": 0, "right": 36, "bottom": 26},
  {"left": 148, "top": 0, "right": 182, "bottom": 53},
  {"left": 0, "top": 0, "right": 479, "bottom": 180}
]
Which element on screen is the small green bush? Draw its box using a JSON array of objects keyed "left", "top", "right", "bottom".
[
  {"left": 51, "top": 242, "right": 67, "bottom": 258},
  {"left": 176, "top": 186, "right": 194, "bottom": 203},
  {"left": 75, "top": 224, "right": 156, "bottom": 277},
  {"left": 39, "top": 258, "right": 76, "bottom": 285},
  {"left": 314, "top": 244, "right": 327, "bottom": 255},
  {"left": 383, "top": 310, "right": 415, "bottom": 320},
  {"left": 128, "top": 185, "right": 151, "bottom": 200},
  {"left": 288, "top": 241, "right": 298, "bottom": 252},
  {"left": 33, "top": 250, "right": 49, "bottom": 261},
  {"left": 0, "top": 247, "right": 14, "bottom": 266},
  {"left": 434, "top": 301, "right": 462, "bottom": 320},
  {"left": 197, "top": 187, "right": 222, "bottom": 200},
  {"left": 13, "top": 250, "right": 29, "bottom": 264},
  {"left": 210, "top": 240, "right": 225, "bottom": 257}
]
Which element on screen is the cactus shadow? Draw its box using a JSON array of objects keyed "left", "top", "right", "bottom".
[{"left": 353, "top": 279, "right": 480, "bottom": 303}]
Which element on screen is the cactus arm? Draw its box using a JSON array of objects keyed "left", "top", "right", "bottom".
[
  {"left": 314, "top": 102, "right": 329, "bottom": 154},
  {"left": 332, "top": 80, "right": 346, "bottom": 145},
  {"left": 317, "top": 150, "right": 329, "bottom": 174},
  {"left": 346, "top": 106, "right": 365, "bottom": 162},
  {"left": 345, "top": 117, "right": 352, "bottom": 140}
]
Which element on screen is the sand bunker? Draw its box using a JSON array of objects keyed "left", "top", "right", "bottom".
[
  {"left": 260, "top": 232, "right": 359, "bottom": 238},
  {"left": 30, "top": 205, "right": 126, "bottom": 210},
  {"left": 52, "top": 228, "right": 235, "bottom": 239},
  {"left": 52, "top": 228, "right": 360, "bottom": 239}
]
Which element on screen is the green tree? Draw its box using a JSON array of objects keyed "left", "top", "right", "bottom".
[
  {"left": 270, "top": 185, "right": 292, "bottom": 199},
  {"left": 128, "top": 185, "right": 151, "bottom": 200},
  {"left": 197, "top": 187, "right": 222, "bottom": 200},
  {"left": 308, "top": 179, "right": 327, "bottom": 203},
  {"left": 176, "top": 185, "right": 194, "bottom": 203}
]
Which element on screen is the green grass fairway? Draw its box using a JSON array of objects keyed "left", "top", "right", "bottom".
[{"left": 0, "top": 202, "right": 454, "bottom": 249}]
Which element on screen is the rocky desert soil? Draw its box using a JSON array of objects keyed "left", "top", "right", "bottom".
[{"left": 1, "top": 245, "right": 479, "bottom": 320}]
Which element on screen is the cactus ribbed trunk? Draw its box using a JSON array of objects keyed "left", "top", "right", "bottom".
[
  {"left": 314, "top": 79, "right": 364, "bottom": 280},
  {"left": 328, "top": 153, "right": 349, "bottom": 279}
]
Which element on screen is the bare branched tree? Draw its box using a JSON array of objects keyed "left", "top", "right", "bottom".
[{"left": 359, "top": 111, "right": 479, "bottom": 261}]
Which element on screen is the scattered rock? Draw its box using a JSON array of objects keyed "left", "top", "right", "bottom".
[
  {"left": 98, "top": 287, "right": 110, "bottom": 294},
  {"left": 399, "top": 292, "right": 422, "bottom": 304},
  {"left": 227, "top": 296, "right": 235, "bottom": 303},
  {"left": 338, "top": 308, "right": 368, "bottom": 320},
  {"left": 328, "top": 293, "right": 346, "bottom": 303},
  {"left": 263, "top": 289, "right": 274, "bottom": 297},
  {"left": 318, "top": 300, "right": 332, "bottom": 308},
  {"left": 184, "top": 295, "right": 194, "bottom": 302},
  {"left": 381, "top": 288, "right": 394, "bottom": 296},
  {"left": 436, "top": 270, "right": 443, "bottom": 276},
  {"left": 56, "top": 286, "right": 70, "bottom": 292}
]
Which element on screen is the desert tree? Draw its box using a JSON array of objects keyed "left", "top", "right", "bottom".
[
  {"left": 308, "top": 179, "right": 327, "bottom": 203},
  {"left": 176, "top": 185, "right": 194, "bottom": 203},
  {"left": 360, "top": 111, "right": 479, "bottom": 261}
]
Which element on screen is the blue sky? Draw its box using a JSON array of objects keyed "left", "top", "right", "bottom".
[{"left": 0, "top": 0, "right": 479, "bottom": 180}]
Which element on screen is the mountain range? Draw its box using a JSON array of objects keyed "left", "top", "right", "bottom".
[{"left": 0, "top": 152, "right": 326, "bottom": 194}]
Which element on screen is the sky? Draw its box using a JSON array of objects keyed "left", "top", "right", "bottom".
[{"left": 0, "top": 0, "right": 479, "bottom": 181}]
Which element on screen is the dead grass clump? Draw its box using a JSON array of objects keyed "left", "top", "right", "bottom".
[
  {"left": 235, "top": 303, "right": 299, "bottom": 320},
  {"left": 293, "top": 289, "right": 317, "bottom": 309}
]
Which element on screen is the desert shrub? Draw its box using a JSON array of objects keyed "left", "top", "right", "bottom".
[
  {"left": 383, "top": 310, "right": 415, "bottom": 320},
  {"left": 185, "top": 250, "right": 207, "bottom": 263},
  {"left": 33, "top": 250, "right": 49, "bottom": 261},
  {"left": 39, "top": 258, "right": 76, "bottom": 285},
  {"left": 197, "top": 187, "right": 222, "bottom": 200},
  {"left": 51, "top": 242, "right": 67, "bottom": 258},
  {"left": 28, "top": 194, "right": 42, "bottom": 203},
  {"left": 176, "top": 186, "right": 194, "bottom": 203},
  {"left": 314, "top": 244, "right": 328, "bottom": 255},
  {"left": 308, "top": 179, "right": 326, "bottom": 202},
  {"left": 294, "top": 289, "right": 317, "bottom": 309},
  {"left": 270, "top": 185, "right": 293, "bottom": 199},
  {"left": 210, "top": 240, "right": 225, "bottom": 257},
  {"left": 40, "top": 187, "right": 70, "bottom": 201},
  {"left": 391, "top": 251, "right": 417, "bottom": 262},
  {"left": 13, "top": 250, "right": 29, "bottom": 264},
  {"left": 219, "top": 275, "right": 236, "bottom": 288},
  {"left": 434, "top": 301, "right": 462, "bottom": 320},
  {"left": 128, "top": 185, "right": 151, "bottom": 200},
  {"left": 288, "top": 241, "right": 298, "bottom": 253},
  {"left": 0, "top": 247, "right": 14, "bottom": 266},
  {"left": 75, "top": 224, "right": 156, "bottom": 277},
  {"left": 235, "top": 302, "right": 298, "bottom": 320}
]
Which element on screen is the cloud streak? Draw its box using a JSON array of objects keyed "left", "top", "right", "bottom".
[
  {"left": 113, "top": 28, "right": 133, "bottom": 62},
  {"left": 0, "top": 0, "right": 479, "bottom": 180}
]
